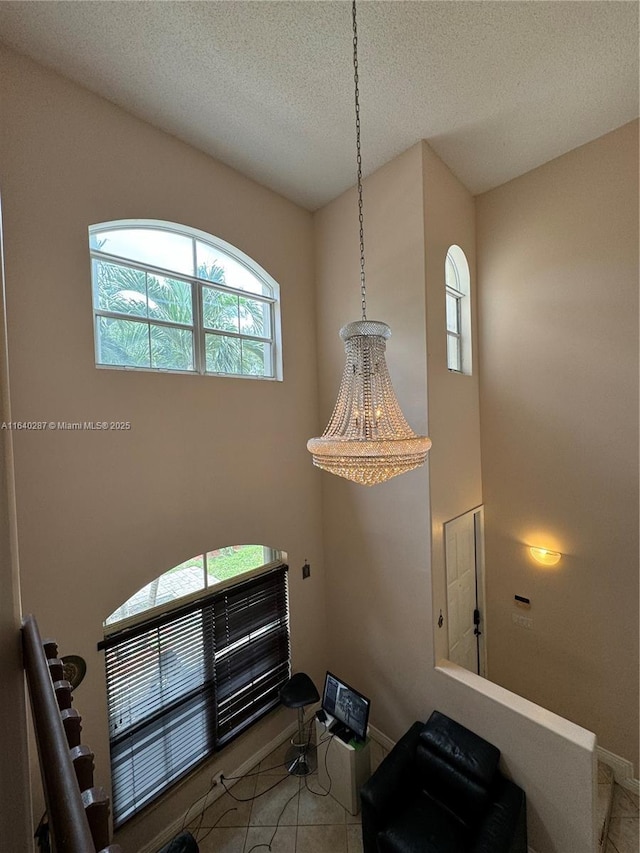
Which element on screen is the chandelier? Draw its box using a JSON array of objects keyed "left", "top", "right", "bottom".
[{"left": 307, "top": 0, "right": 431, "bottom": 486}]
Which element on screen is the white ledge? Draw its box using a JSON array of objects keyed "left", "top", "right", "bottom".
[{"left": 435, "top": 658, "right": 597, "bottom": 752}]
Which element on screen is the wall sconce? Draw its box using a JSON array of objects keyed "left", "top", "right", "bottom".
[{"left": 529, "top": 547, "right": 562, "bottom": 566}]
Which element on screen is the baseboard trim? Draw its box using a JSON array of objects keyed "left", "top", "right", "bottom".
[
  {"left": 368, "top": 723, "right": 394, "bottom": 752},
  {"left": 597, "top": 746, "right": 639, "bottom": 793},
  {"left": 137, "top": 720, "right": 298, "bottom": 853}
]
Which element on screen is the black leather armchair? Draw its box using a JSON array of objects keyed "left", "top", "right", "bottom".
[{"left": 360, "top": 711, "right": 527, "bottom": 853}]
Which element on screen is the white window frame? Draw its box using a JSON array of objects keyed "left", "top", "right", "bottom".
[
  {"left": 99, "top": 556, "right": 290, "bottom": 826},
  {"left": 89, "top": 220, "right": 282, "bottom": 380},
  {"left": 445, "top": 245, "right": 472, "bottom": 376}
]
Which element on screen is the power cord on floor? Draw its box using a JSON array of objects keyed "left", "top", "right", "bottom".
[
  {"left": 245, "top": 782, "right": 303, "bottom": 853},
  {"left": 220, "top": 772, "right": 290, "bottom": 801},
  {"left": 185, "top": 715, "right": 339, "bottom": 851},
  {"left": 304, "top": 730, "right": 335, "bottom": 798},
  {"left": 181, "top": 773, "right": 240, "bottom": 844}
]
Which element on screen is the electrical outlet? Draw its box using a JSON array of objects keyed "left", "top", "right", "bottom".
[{"left": 302, "top": 562, "right": 311, "bottom": 579}]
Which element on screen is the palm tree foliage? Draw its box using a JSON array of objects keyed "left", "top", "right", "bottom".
[{"left": 94, "top": 259, "right": 271, "bottom": 376}]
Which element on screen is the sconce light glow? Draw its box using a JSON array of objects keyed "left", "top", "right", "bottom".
[{"left": 529, "top": 547, "right": 562, "bottom": 566}]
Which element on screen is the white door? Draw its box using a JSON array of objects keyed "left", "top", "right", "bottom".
[{"left": 444, "top": 507, "right": 486, "bottom": 676}]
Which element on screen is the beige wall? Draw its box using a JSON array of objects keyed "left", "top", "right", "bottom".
[
  {"left": 314, "top": 141, "right": 597, "bottom": 853},
  {"left": 476, "top": 120, "right": 639, "bottom": 775},
  {"left": 0, "top": 45, "right": 326, "bottom": 850},
  {"left": 420, "top": 141, "right": 483, "bottom": 662},
  {"left": 1, "top": 40, "right": 613, "bottom": 851},
  {"left": 435, "top": 661, "right": 597, "bottom": 853},
  {"left": 0, "top": 199, "right": 32, "bottom": 850},
  {"left": 313, "top": 143, "right": 433, "bottom": 735}
]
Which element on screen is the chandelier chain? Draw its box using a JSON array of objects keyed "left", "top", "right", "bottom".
[
  {"left": 352, "top": 0, "right": 366, "bottom": 321},
  {"left": 306, "top": 0, "right": 431, "bottom": 485}
]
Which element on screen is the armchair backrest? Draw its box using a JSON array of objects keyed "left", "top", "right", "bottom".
[{"left": 415, "top": 711, "right": 501, "bottom": 827}]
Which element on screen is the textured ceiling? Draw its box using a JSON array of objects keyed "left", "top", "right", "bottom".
[{"left": 0, "top": 1, "right": 638, "bottom": 210}]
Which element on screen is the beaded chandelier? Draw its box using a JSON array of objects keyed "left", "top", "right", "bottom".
[{"left": 307, "top": 1, "right": 431, "bottom": 486}]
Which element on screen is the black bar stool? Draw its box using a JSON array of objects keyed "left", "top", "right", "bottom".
[{"left": 279, "top": 672, "right": 319, "bottom": 776}]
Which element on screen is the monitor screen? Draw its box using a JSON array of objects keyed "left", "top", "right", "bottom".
[{"left": 321, "top": 671, "right": 370, "bottom": 742}]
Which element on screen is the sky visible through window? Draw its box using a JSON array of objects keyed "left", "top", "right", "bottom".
[{"left": 93, "top": 227, "right": 266, "bottom": 295}]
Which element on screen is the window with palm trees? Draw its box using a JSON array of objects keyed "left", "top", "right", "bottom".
[{"left": 89, "top": 221, "right": 281, "bottom": 378}]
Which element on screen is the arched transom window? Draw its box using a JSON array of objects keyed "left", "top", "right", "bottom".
[{"left": 89, "top": 221, "right": 281, "bottom": 379}]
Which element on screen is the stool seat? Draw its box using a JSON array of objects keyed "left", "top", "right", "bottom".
[{"left": 280, "top": 672, "right": 320, "bottom": 709}]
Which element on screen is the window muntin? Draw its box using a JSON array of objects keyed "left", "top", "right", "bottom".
[
  {"left": 445, "top": 245, "right": 471, "bottom": 375},
  {"left": 89, "top": 222, "right": 280, "bottom": 378},
  {"left": 100, "top": 560, "right": 289, "bottom": 826}
]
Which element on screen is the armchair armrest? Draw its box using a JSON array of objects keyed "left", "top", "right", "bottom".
[
  {"left": 360, "top": 722, "right": 424, "bottom": 853},
  {"left": 470, "top": 776, "right": 527, "bottom": 853}
]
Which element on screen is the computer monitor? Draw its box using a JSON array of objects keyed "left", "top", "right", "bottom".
[{"left": 321, "top": 671, "right": 370, "bottom": 742}]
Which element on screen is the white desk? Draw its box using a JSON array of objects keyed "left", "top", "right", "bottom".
[{"left": 314, "top": 717, "right": 371, "bottom": 815}]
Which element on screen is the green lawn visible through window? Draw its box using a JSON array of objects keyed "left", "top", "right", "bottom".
[
  {"left": 174, "top": 545, "right": 267, "bottom": 581},
  {"left": 105, "top": 544, "right": 278, "bottom": 627}
]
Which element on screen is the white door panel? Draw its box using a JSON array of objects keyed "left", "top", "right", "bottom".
[{"left": 444, "top": 507, "right": 485, "bottom": 676}]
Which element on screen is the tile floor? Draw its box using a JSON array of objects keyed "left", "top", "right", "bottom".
[
  {"left": 184, "top": 735, "right": 639, "bottom": 853},
  {"left": 185, "top": 736, "right": 388, "bottom": 853},
  {"left": 604, "top": 782, "right": 640, "bottom": 853}
]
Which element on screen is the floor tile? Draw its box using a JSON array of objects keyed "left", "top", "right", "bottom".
[
  {"left": 250, "top": 775, "right": 301, "bottom": 826},
  {"left": 259, "top": 739, "right": 296, "bottom": 776},
  {"left": 244, "top": 824, "right": 296, "bottom": 853},
  {"left": 607, "top": 817, "right": 640, "bottom": 853},
  {"left": 185, "top": 735, "right": 635, "bottom": 853},
  {"left": 599, "top": 762, "right": 614, "bottom": 783},
  {"left": 194, "top": 775, "right": 258, "bottom": 828},
  {"left": 346, "top": 824, "right": 364, "bottom": 853},
  {"left": 611, "top": 785, "right": 640, "bottom": 818},
  {"left": 296, "top": 824, "right": 347, "bottom": 853},
  {"left": 297, "top": 784, "right": 347, "bottom": 825},
  {"left": 196, "top": 826, "right": 247, "bottom": 853},
  {"left": 598, "top": 781, "right": 612, "bottom": 831}
]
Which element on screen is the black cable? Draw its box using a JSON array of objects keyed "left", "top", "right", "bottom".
[
  {"left": 245, "top": 778, "right": 302, "bottom": 853},
  {"left": 194, "top": 805, "right": 239, "bottom": 846},
  {"left": 181, "top": 776, "right": 218, "bottom": 831},
  {"left": 222, "top": 757, "right": 289, "bottom": 779},
  {"left": 304, "top": 730, "right": 335, "bottom": 797},
  {"left": 186, "top": 717, "right": 337, "bottom": 850},
  {"left": 220, "top": 772, "right": 289, "bottom": 802}
]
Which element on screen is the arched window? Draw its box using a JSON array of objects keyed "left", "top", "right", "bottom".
[
  {"left": 445, "top": 245, "right": 472, "bottom": 375},
  {"left": 89, "top": 221, "right": 281, "bottom": 379},
  {"left": 99, "top": 545, "right": 289, "bottom": 825}
]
